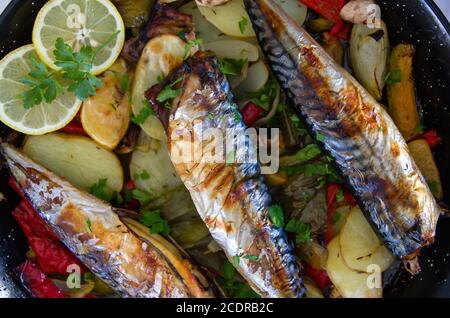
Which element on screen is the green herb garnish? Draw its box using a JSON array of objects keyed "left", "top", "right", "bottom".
[
  {"left": 90, "top": 178, "right": 112, "bottom": 202},
  {"left": 316, "top": 132, "right": 326, "bottom": 142},
  {"left": 285, "top": 219, "right": 311, "bottom": 244},
  {"left": 86, "top": 218, "right": 92, "bottom": 234},
  {"left": 140, "top": 210, "right": 171, "bottom": 235},
  {"left": 386, "top": 69, "right": 402, "bottom": 84},
  {"left": 184, "top": 38, "right": 203, "bottom": 59},
  {"left": 246, "top": 75, "right": 278, "bottom": 111},
  {"left": 134, "top": 170, "right": 150, "bottom": 181},
  {"left": 336, "top": 189, "right": 345, "bottom": 203},
  {"left": 238, "top": 17, "right": 248, "bottom": 34},
  {"left": 131, "top": 100, "right": 156, "bottom": 124},
  {"left": 132, "top": 188, "right": 155, "bottom": 205},
  {"left": 217, "top": 261, "right": 260, "bottom": 298},
  {"left": 268, "top": 204, "right": 285, "bottom": 228},
  {"left": 218, "top": 58, "right": 247, "bottom": 76},
  {"left": 296, "top": 144, "right": 322, "bottom": 163}
]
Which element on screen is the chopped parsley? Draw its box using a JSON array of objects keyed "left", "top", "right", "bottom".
[
  {"left": 316, "top": 132, "right": 326, "bottom": 142},
  {"left": 119, "top": 72, "right": 130, "bottom": 93},
  {"left": 243, "top": 255, "right": 259, "bottom": 262},
  {"left": 85, "top": 218, "right": 92, "bottom": 234},
  {"left": 132, "top": 188, "right": 155, "bottom": 205},
  {"left": 238, "top": 17, "right": 248, "bottom": 34},
  {"left": 131, "top": 100, "right": 155, "bottom": 125},
  {"left": 90, "top": 178, "right": 112, "bottom": 202},
  {"left": 246, "top": 75, "right": 278, "bottom": 111},
  {"left": 134, "top": 170, "right": 150, "bottom": 181},
  {"left": 233, "top": 255, "right": 240, "bottom": 267},
  {"left": 296, "top": 144, "right": 322, "bottom": 163},
  {"left": 268, "top": 204, "right": 285, "bottom": 228},
  {"left": 386, "top": 69, "right": 402, "bottom": 84},
  {"left": 217, "top": 261, "right": 260, "bottom": 298},
  {"left": 184, "top": 38, "right": 203, "bottom": 59},
  {"left": 336, "top": 189, "right": 345, "bottom": 203},
  {"left": 218, "top": 58, "right": 247, "bottom": 76},
  {"left": 140, "top": 210, "right": 171, "bottom": 235},
  {"left": 285, "top": 219, "right": 311, "bottom": 244}
]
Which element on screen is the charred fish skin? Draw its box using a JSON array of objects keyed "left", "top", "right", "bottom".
[
  {"left": 0, "top": 143, "right": 215, "bottom": 298},
  {"left": 146, "top": 52, "right": 304, "bottom": 298},
  {"left": 244, "top": 0, "right": 440, "bottom": 259}
]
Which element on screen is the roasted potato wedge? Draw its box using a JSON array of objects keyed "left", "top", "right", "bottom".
[
  {"left": 235, "top": 59, "right": 269, "bottom": 94},
  {"left": 131, "top": 35, "right": 185, "bottom": 140},
  {"left": 339, "top": 206, "right": 394, "bottom": 272},
  {"left": 129, "top": 131, "right": 183, "bottom": 196},
  {"left": 197, "top": 0, "right": 256, "bottom": 38},
  {"left": 23, "top": 133, "right": 123, "bottom": 195},
  {"left": 326, "top": 236, "right": 382, "bottom": 298},
  {"left": 387, "top": 44, "right": 420, "bottom": 140},
  {"left": 408, "top": 139, "right": 443, "bottom": 199},
  {"left": 204, "top": 40, "right": 259, "bottom": 62},
  {"left": 81, "top": 59, "right": 131, "bottom": 150}
]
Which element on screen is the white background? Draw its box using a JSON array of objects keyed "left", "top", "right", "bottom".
[{"left": 0, "top": 0, "right": 450, "bottom": 19}]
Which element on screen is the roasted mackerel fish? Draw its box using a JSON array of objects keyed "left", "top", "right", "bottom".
[
  {"left": 244, "top": 0, "right": 440, "bottom": 259},
  {"left": 146, "top": 51, "right": 303, "bottom": 298},
  {"left": 0, "top": 143, "right": 216, "bottom": 298}
]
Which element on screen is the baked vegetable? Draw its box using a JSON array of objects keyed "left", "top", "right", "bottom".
[
  {"left": 408, "top": 139, "right": 443, "bottom": 199},
  {"left": 387, "top": 44, "right": 420, "bottom": 141}
]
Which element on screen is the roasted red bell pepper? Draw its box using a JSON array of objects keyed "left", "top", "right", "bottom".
[
  {"left": 17, "top": 260, "right": 66, "bottom": 298},
  {"left": 12, "top": 201, "right": 85, "bottom": 276},
  {"left": 59, "top": 121, "right": 87, "bottom": 136},
  {"left": 325, "top": 183, "right": 356, "bottom": 242},
  {"left": 303, "top": 263, "right": 332, "bottom": 290},
  {"left": 242, "top": 102, "right": 264, "bottom": 127},
  {"left": 420, "top": 129, "right": 442, "bottom": 149},
  {"left": 300, "top": 0, "right": 350, "bottom": 39}
]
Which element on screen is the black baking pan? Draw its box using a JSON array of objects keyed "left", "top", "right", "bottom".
[{"left": 0, "top": 0, "right": 449, "bottom": 298}]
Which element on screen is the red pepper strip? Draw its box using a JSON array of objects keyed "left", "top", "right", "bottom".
[
  {"left": 420, "top": 129, "right": 442, "bottom": 149},
  {"left": 325, "top": 183, "right": 340, "bottom": 243},
  {"left": 12, "top": 201, "right": 85, "bottom": 275},
  {"left": 16, "top": 260, "right": 66, "bottom": 298},
  {"left": 303, "top": 263, "right": 332, "bottom": 290},
  {"left": 242, "top": 102, "right": 264, "bottom": 127},
  {"left": 59, "top": 121, "right": 87, "bottom": 136},
  {"left": 300, "top": 0, "right": 350, "bottom": 39}
]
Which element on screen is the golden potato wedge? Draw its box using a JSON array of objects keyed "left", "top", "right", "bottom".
[
  {"left": 235, "top": 59, "right": 269, "bottom": 94},
  {"left": 332, "top": 205, "right": 353, "bottom": 236},
  {"left": 129, "top": 131, "right": 183, "bottom": 196},
  {"left": 204, "top": 40, "right": 259, "bottom": 62},
  {"left": 197, "top": 0, "right": 256, "bottom": 38},
  {"left": 81, "top": 59, "right": 131, "bottom": 150},
  {"left": 303, "top": 277, "right": 324, "bottom": 298},
  {"left": 131, "top": 34, "right": 185, "bottom": 140},
  {"left": 408, "top": 139, "right": 443, "bottom": 199},
  {"left": 339, "top": 206, "right": 395, "bottom": 272},
  {"left": 326, "top": 236, "right": 382, "bottom": 298},
  {"left": 23, "top": 133, "right": 123, "bottom": 195},
  {"left": 387, "top": 44, "right": 420, "bottom": 140}
]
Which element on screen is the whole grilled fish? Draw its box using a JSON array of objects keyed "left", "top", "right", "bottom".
[
  {"left": 0, "top": 143, "right": 215, "bottom": 298},
  {"left": 146, "top": 51, "right": 303, "bottom": 298},
  {"left": 244, "top": 0, "right": 440, "bottom": 259}
]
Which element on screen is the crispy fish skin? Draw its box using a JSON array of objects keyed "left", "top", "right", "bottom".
[
  {"left": 146, "top": 52, "right": 303, "bottom": 298},
  {"left": 244, "top": 0, "right": 440, "bottom": 259},
  {"left": 0, "top": 143, "right": 215, "bottom": 298}
]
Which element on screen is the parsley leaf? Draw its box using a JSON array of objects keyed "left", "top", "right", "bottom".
[
  {"left": 131, "top": 100, "right": 155, "bottom": 124},
  {"left": 336, "top": 189, "right": 345, "bottom": 202},
  {"left": 19, "top": 57, "right": 63, "bottom": 109},
  {"left": 119, "top": 72, "right": 130, "bottom": 93},
  {"left": 85, "top": 218, "right": 92, "bottom": 234},
  {"left": 140, "top": 210, "right": 171, "bottom": 235},
  {"left": 156, "top": 76, "right": 184, "bottom": 106},
  {"left": 268, "top": 204, "right": 285, "bottom": 228},
  {"left": 415, "top": 123, "right": 426, "bottom": 134},
  {"left": 134, "top": 170, "right": 150, "bottom": 181},
  {"left": 90, "top": 178, "right": 112, "bottom": 202},
  {"left": 243, "top": 255, "right": 259, "bottom": 262},
  {"left": 316, "top": 132, "right": 326, "bottom": 142},
  {"left": 226, "top": 150, "right": 236, "bottom": 166},
  {"left": 218, "top": 58, "right": 247, "bottom": 76},
  {"left": 238, "top": 17, "right": 248, "bottom": 34},
  {"left": 296, "top": 144, "right": 322, "bottom": 163},
  {"left": 217, "top": 261, "right": 260, "bottom": 298},
  {"left": 132, "top": 188, "right": 155, "bottom": 205},
  {"left": 233, "top": 255, "right": 240, "bottom": 267},
  {"left": 285, "top": 219, "right": 311, "bottom": 244},
  {"left": 386, "top": 69, "right": 402, "bottom": 84},
  {"left": 246, "top": 75, "right": 278, "bottom": 111},
  {"left": 184, "top": 38, "right": 203, "bottom": 59}
]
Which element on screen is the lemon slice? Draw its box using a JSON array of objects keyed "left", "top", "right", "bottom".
[
  {"left": 0, "top": 45, "right": 82, "bottom": 135},
  {"left": 32, "top": 0, "right": 125, "bottom": 75}
]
